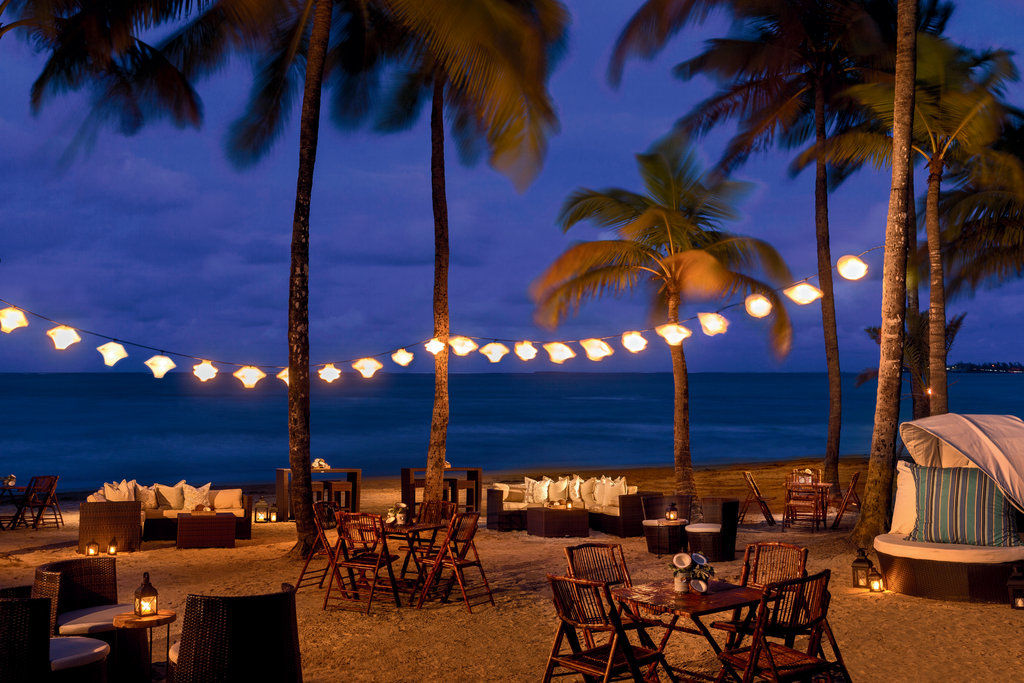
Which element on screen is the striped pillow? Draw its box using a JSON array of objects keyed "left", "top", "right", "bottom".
[{"left": 908, "top": 465, "right": 1023, "bottom": 547}]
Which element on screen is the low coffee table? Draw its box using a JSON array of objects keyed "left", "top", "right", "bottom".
[
  {"left": 176, "top": 513, "right": 236, "bottom": 549},
  {"left": 642, "top": 519, "right": 687, "bottom": 556},
  {"left": 526, "top": 507, "right": 589, "bottom": 538}
]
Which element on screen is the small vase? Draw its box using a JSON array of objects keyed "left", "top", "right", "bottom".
[
  {"left": 396, "top": 511, "right": 408, "bottom": 526},
  {"left": 673, "top": 575, "right": 689, "bottom": 593}
]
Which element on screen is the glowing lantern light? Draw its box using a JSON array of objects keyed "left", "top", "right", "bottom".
[
  {"left": 145, "top": 355, "right": 176, "bottom": 378},
  {"left": 352, "top": 358, "right": 383, "bottom": 378},
  {"left": 621, "top": 331, "right": 647, "bottom": 353},
  {"left": 514, "top": 341, "right": 538, "bottom": 361},
  {"left": 655, "top": 323, "right": 691, "bottom": 346},
  {"left": 318, "top": 364, "right": 342, "bottom": 383},
  {"left": 192, "top": 360, "right": 218, "bottom": 382},
  {"left": 47, "top": 325, "right": 81, "bottom": 350},
  {"left": 543, "top": 342, "right": 575, "bottom": 364},
  {"left": 837, "top": 254, "right": 868, "bottom": 280},
  {"left": 479, "top": 343, "right": 510, "bottom": 363},
  {"left": 698, "top": 313, "right": 728, "bottom": 336},
  {"left": 276, "top": 368, "right": 289, "bottom": 385},
  {"left": 0, "top": 307, "right": 28, "bottom": 333},
  {"left": 744, "top": 294, "right": 772, "bottom": 319},
  {"left": 97, "top": 342, "right": 128, "bottom": 367},
  {"left": 580, "top": 338, "right": 613, "bottom": 361},
  {"left": 424, "top": 338, "right": 445, "bottom": 355},
  {"left": 392, "top": 348, "right": 414, "bottom": 366},
  {"left": 784, "top": 283, "right": 823, "bottom": 305},
  {"left": 449, "top": 336, "right": 478, "bottom": 356},
  {"left": 234, "top": 366, "right": 266, "bottom": 388}
]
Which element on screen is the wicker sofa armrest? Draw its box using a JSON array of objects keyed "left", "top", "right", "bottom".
[
  {"left": 486, "top": 488, "right": 505, "bottom": 528},
  {"left": 235, "top": 494, "right": 253, "bottom": 540},
  {"left": 609, "top": 492, "right": 659, "bottom": 537},
  {"left": 78, "top": 500, "right": 142, "bottom": 554}
]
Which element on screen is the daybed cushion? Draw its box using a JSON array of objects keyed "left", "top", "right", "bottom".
[
  {"left": 889, "top": 460, "right": 916, "bottom": 535},
  {"left": 169, "top": 641, "right": 180, "bottom": 665},
  {"left": 909, "top": 465, "right": 1022, "bottom": 546},
  {"left": 103, "top": 479, "right": 136, "bottom": 502},
  {"left": 135, "top": 483, "right": 158, "bottom": 509},
  {"left": 57, "top": 604, "right": 135, "bottom": 635},
  {"left": 685, "top": 523, "right": 722, "bottom": 534},
  {"left": 49, "top": 636, "right": 110, "bottom": 671},
  {"left": 154, "top": 480, "right": 186, "bottom": 509},
  {"left": 873, "top": 533, "right": 1024, "bottom": 563},
  {"left": 210, "top": 488, "right": 244, "bottom": 510}
]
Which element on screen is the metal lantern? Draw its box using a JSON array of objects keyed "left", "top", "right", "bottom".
[
  {"left": 107, "top": 538, "right": 118, "bottom": 555},
  {"left": 254, "top": 496, "right": 269, "bottom": 523},
  {"left": 85, "top": 540, "right": 100, "bottom": 556},
  {"left": 852, "top": 548, "right": 872, "bottom": 588},
  {"left": 269, "top": 504, "right": 278, "bottom": 523},
  {"left": 565, "top": 500, "right": 574, "bottom": 510},
  {"left": 1008, "top": 563, "right": 1024, "bottom": 609},
  {"left": 134, "top": 572, "right": 158, "bottom": 617},
  {"left": 867, "top": 566, "right": 884, "bottom": 593},
  {"left": 665, "top": 502, "right": 679, "bottom": 521}
]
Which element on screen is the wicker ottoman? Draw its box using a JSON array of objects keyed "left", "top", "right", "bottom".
[
  {"left": 642, "top": 520, "right": 687, "bottom": 556},
  {"left": 176, "top": 514, "right": 236, "bottom": 549},
  {"left": 527, "top": 508, "right": 589, "bottom": 538}
]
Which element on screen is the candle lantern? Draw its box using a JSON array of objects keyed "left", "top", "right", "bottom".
[
  {"left": 85, "top": 540, "right": 100, "bottom": 556},
  {"left": 1008, "top": 563, "right": 1024, "bottom": 609},
  {"left": 269, "top": 504, "right": 278, "bottom": 523},
  {"left": 867, "top": 566, "right": 884, "bottom": 592},
  {"left": 665, "top": 502, "right": 679, "bottom": 521},
  {"left": 107, "top": 538, "right": 118, "bottom": 555},
  {"left": 254, "top": 496, "right": 269, "bottom": 523},
  {"left": 565, "top": 500, "right": 574, "bottom": 510},
  {"left": 134, "top": 573, "right": 158, "bottom": 616},
  {"left": 851, "top": 548, "right": 872, "bottom": 588}
]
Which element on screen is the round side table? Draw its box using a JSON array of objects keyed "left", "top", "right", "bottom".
[
  {"left": 641, "top": 519, "right": 687, "bottom": 556},
  {"left": 113, "top": 610, "right": 176, "bottom": 682}
]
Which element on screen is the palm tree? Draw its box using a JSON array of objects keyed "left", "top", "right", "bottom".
[
  {"left": 531, "top": 134, "right": 793, "bottom": 516},
  {"left": 851, "top": 0, "right": 916, "bottom": 549},
  {"left": 374, "top": 1, "right": 567, "bottom": 504}
]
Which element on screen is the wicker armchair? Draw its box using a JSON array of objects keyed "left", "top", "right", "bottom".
[
  {"left": 169, "top": 584, "right": 302, "bottom": 683},
  {"left": 685, "top": 497, "right": 739, "bottom": 562},
  {"left": 33, "top": 558, "right": 120, "bottom": 635},
  {"left": 78, "top": 501, "right": 142, "bottom": 554}
]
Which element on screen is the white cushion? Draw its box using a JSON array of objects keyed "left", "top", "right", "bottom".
[
  {"left": 501, "top": 501, "right": 529, "bottom": 511},
  {"left": 685, "top": 523, "right": 722, "bottom": 534},
  {"left": 627, "top": 485, "right": 638, "bottom": 496},
  {"left": 643, "top": 519, "right": 688, "bottom": 527},
  {"left": 492, "top": 483, "right": 510, "bottom": 501},
  {"left": 135, "top": 484, "right": 158, "bottom": 510},
  {"left": 154, "top": 480, "right": 186, "bottom": 509},
  {"left": 568, "top": 475, "right": 583, "bottom": 501},
  {"left": 642, "top": 519, "right": 661, "bottom": 527},
  {"left": 580, "top": 478, "right": 598, "bottom": 506},
  {"left": 210, "top": 488, "right": 243, "bottom": 510},
  {"left": 602, "top": 478, "right": 627, "bottom": 507},
  {"left": 524, "top": 477, "right": 540, "bottom": 504},
  {"left": 57, "top": 604, "right": 134, "bottom": 635},
  {"left": 103, "top": 479, "right": 136, "bottom": 502},
  {"left": 86, "top": 493, "right": 106, "bottom": 503},
  {"left": 873, "top": 533, "right": 1024, "bottom": 563},
  {"left": 889, "top": 460, "right": 917, "bottom": 535},
  {"left": 548, "top": 477, "right": 569, "bottom": 502},
  {"left": 169, "top": 641, "right": 180, "bottom": 664},
  {"left": 592, "top": 479, "right": 608, "bottom": 508},
  {"left": 49, "top": 636, "right": 109, "bottom": 671},
  {"left": 535, "top": 478, "right": 552, "bottom": 504},
  {"left": 506, "top": 487, "right": 526, "bottom": 503},
  {"left": 182, "top": 482, "right": 212, "bottom": 510}
]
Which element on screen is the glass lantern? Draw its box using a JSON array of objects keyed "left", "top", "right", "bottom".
[
  {"left": 85, "top": 540, "right": 100, "bottom": 556},
  {"left": 665, "top": 502, "right": 679, "bottom": 521},
  {"left": 852, "top": 548, "right": 872, "bottom": 588},
  {"left": 107, "top": 538, "right": 118, "bottom": 555},
  {"left": 1008, "top": 563, "right": 1024, "bottom": 609},
  {"left": 269, "top": 504, "right": 278, "bottom": 523},
  {"left": 134, "top": 572, "right": 158, "bottom": 617},
  {"left": 867, "top": 566, "right": 884, "bottom": 592},
  {"left": 254, "top": 496, "right": 269, "bottom": 523}
]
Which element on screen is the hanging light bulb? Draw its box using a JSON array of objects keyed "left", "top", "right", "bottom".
[
  {"left": 655, "top": 323, "right": 691, "bottom": 346},
  {"left": 318, "top": 364, "right": 342, "bottom": 383},
  {"left": 192, "top": 360, "right": 218, "bottom": 382},
  {"left": 784, "top": 282, "right": 823, "bottom": 305},
  {"left": 580, "top": 338, "right": 614, "bottom": 361},
  {"left": 698, "top": 313, "right": 728, "bottom": 336},
  {"left": 234, "top": 366, "right": 266, "bottom": 388},
  {"left": 0, "top": 307, "right": 28, "bottom": 333},
  {"left": 352, "top": 358, "right": 383, "bottom": 378},
  {"left": 276, "top": 368, "right": 289, "bottom": 385},
  {"left": 145, "top": 355, "right": 176, "bottom": 378},
  {"left": 47, "top": 325, "right": 81, "bottom": 350},
  {"left": 96, "top": 342, "right": 128, "bottom": 367},
  {"left": 514, "top": 341, "right": 538, "bottom": 361},
  {"left": 449, "top": 336, "right": 478, "bottom": 356},
  {"left": 837, "top": 254, "right": 868, "bottom": 280},
  {"left": 391, "top": 348, "right": 414, "bottom": 366},
  {"left": 479, "top": 342, "right": 510, "bottom": 363},
  {"left": 621, "top": 331, "right": 648, "bottom": 353},
  {"left": 424, "top": 338, "right": 445, "bottom": 355},
  {"left": 543, "top": 342, "right": 576, "bottom": 364},
  {"left": 744, "top": 294, "right": 772, "bottom": 319}
]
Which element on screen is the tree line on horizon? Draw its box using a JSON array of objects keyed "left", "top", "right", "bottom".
[{"left": 3, "top": 0, "right": 1024, "bottom": 550}]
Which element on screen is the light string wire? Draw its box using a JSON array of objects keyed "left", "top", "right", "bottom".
[{"left": 0, "top": 246, "right": 882, "bottom": 373}]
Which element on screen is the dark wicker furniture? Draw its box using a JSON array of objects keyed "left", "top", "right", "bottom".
[
  {"left": 485, "top": 488, "right": 526, "bottom": 531},
  {"left": 686, "top": 497, "right": 739, "bottom": 562},
  {"left": 486, "top": 488, "right": 658, "bottom": 537},
  {"left": 642, "top": 521, "right": 687, "bottom": 556},
  {"left": 175, "top": 513, "right": 236, "bottom": 549},
  {"left": 739, "top": 471, "right": 776, "bottom": 525},
  {"left": 142, "top": 495, "right": 253, "bottom": 541},
  {"left": 527, "top": 507, "right": 589, "bottom": 538},
  {"left": 415, "top": 512, "right": 494, "bottom": 613},
  {"left": 169, "top": 584, "right": 301, "bottom": 683},
  {"left": 78, "top": 501, "right": 143, "bottom": 554},
  {"left": 875, "top": 550, "right": 1018, "bottom": 602}
]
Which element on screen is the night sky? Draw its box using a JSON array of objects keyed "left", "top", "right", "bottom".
[{"left": 2, "top": 0, "right": 1023, "bottom": 375}]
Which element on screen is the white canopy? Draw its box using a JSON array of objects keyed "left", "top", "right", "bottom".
[{"left": 899, "top": 413, "right": 1024, "bottom": 512}]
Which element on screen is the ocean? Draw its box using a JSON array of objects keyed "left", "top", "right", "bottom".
[{"left": 2, "top": 372, "right": 1021, "bottom": 491}]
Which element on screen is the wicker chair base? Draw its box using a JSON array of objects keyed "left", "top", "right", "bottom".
[
  {"left": 876, "top": 551, "right": 1015, "bottom": 603},
  {"left": 688, "top": 531, "right": 729, "bottom": 562}
]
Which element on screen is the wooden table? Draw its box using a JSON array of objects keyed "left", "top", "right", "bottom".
[
  {"left": 276, "top": 467, "right": 362, "bottom": 520},
  {"left": 113, "top": 610, "right": 176, "bottom": 682},
  {"left": 176, "top": 513, "right": 236, "bottom": 549},
  {"left": 382, "top": 521, "right": 446, "bottom": 603}
]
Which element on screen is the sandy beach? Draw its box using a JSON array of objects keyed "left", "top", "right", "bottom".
[{"left": 2, "top": 458, "right": 1022, "bottom": 682}]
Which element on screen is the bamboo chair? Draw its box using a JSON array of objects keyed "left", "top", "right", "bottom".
[
  {"left": 782, "top": 475, "right": 822, "bottom": 531},
  {"left": 326, "top": 512, "right": 401, "bottom": 614},
  {"left": 414, "top": 512, "right": 494, "bottom": 613},
  {"left": 830, "top": 471, "right": 862, "bottom": 529},
  {"left": 543, "top": 575, "right": 677, "bottom": 683},
  {"left": 8, "top": 476, "right": 63, "bottom": 530},
  {"left": 738, "top": 471, "right": 776, "bottom": 526},
  {"left": 295, "top": 501, "right": 342, "bottom": 592},
  {"left": 715, "top": 570, "right": 850, "bottom": 682}
]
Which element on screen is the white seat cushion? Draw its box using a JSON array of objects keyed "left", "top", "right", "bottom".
[
  {"left": 57, "top": 604, "right": 133, "bottom": 635},
  {"left": 50, "top": 636, "right": 110, "bottom": 671},
  {"left": 873, "top": 533, "right": 1024, "bottom": 563},
  {"left": 643, "top": 519, "right": 688, "bottom": 527},
  {"left": 685, "top": 523, "right": 722, "bottom": 534},
  {"left": 169, "top": 641, "right": 180, "bottom": 664},
  {"left": 501, "top": 501, "right": 529, "bottom": 511}
]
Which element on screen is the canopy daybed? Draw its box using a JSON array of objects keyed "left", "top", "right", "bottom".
[{"left": 874, "top": 414, "right": 1024, "bottom": 602}]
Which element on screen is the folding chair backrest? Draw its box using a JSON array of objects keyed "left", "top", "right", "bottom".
[
  {"left": 417, "top": 499, "right": 457, "bottom": 525},
  {"left": 740, "top": 542, "right": 808, "bottom": 589},
  {"left": 564, "top": 543, "right": 631, "bottom": 588},
  {"left": 743, "top": 471, "right": 762, "bottom": 498},
  {"left": 845, "top": 471, "right": 861, "bottom": 497},
  {"left": 312, "top": 501, "right": 340, "bottom": 550},
  {"left": 764, "top": 569, "right": 831, "bottom": 637},
  {"left": 340, "top": 513, "right": 383, "bottom": 554},
  {"left": 547, "top": 575, "right": 614, "bottom": 631}
]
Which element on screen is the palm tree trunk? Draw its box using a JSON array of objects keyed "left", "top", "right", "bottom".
[
  {"left": 852, "top": 0, "right": 917, "bottom": 548},
  {"left": 814, "top": 81, "right": 841, "bottom": 495},
  {"left": 667, "top": 293, "right": 701, "bottom": 522},
  {"left": 925, "top": 155, "right": 948, "bottom": 414},
  {"left": 906, "top": 172, "right": 929, "bottom": 419},
  {"left": 425, "top": 77, "right": 450, "bottom": 504},
  {"left": 286, "top": 0, "right": 333, "bottom": 557}
]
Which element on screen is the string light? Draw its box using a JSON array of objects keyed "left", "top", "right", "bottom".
[
  {"left": 543, "top": 342, "right": 575, "bottom": 364},
  {"left": 234, "top": 366, "right": 265, "bottom": 388},
  {"left": 744, "top": 294, "right": 772, "bottom": 318},
  {"left": 621, "top": 331, "right": 647, "bottom": 353},
  {"left": 145, "top": 355, "right": 175, "bottom": 378},
  {"left": 424, "top": 338, "right": 445, "bottom": 355},
  {"left": 449, "top": 336, "right": 478, "bottom": 356},
  {"left": 837, "top": 255, "right": 868, "bottom": 280},
  {"left": 193, "top": 361, "right": 218, "bottom": 382},
  {"left": 698, "top": 313, "right": 728, "bottom": 336},
  {"left": 514, "top": 341, "right": 538, "bottom": 361},
  {"left": 0, "top": 307, "right": 28, "bottom": 333},
  {"left": 352, "top": 358, "right": 383, "bottom": 378},
  {"left": 276, "top": 368, "right": 289, "bottom": 385},
  {"left": 480, "top": 342, "right": 510, "bottom": 363},
  {"left": 580, "top": 338, "right": 613, "bottom": 361},
  {"left": 96, "top": 342, "right": 128, "bottom": 366},
  {"left": 784, "top": 283, "right": 823, "bottom": 305},
  {"left": 47, "top": 325, "right": 81, "bottom": 350},
  {"left": 391, "top": 348, "right": 414, "bottom": 366},
  {"left": 655, "top": 323, "right": 691, "bottom": 346},
  {"left": 318, "top": 364, "right": 342, "bottom": 383}
]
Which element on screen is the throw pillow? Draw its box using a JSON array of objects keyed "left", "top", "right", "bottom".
[
  {"left": 182, "top": 482, "right": 212, "bottom": 511},
  {"left": 592, "top": 479, "right": 607, "bottom": 508},
  {"left": 154, "top": 480, "right": 187, "bottom": 509},
  {"left": 889, "top": 460, "right": 916, "bottom": 535},
  {"left": 210, "top": 488, "right": 243, "bottom": 509},
  {"left": 579, "top": 477, "right": 598, "bottom": 506},
  {"left": 909, "top": 465, "right": 1023, "bottom": 546},
  {"left": 135, "top": 484, "right": 158, "bottom": 510},
  {"left": 548, "top": 477, "right": 569, "bottom": 502},
  {"left": 103, "top": 479, "right": 136, "bottom": 502},
  {"left": 602, "top": 477, "right": 628, "bottom": 507},
  {"left": 535, "top": 477, "right": 553, "bottom": 503},
  {"left": 568, "top": 475, "right": 584, "bottom": 501},
  {"left": 524, "top": 477, "right": 540, "bottom": 504},
  {"left": 506, "top": 487, "right": 526, "bottom": 503}
]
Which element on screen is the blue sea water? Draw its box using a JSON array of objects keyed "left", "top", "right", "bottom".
[{"left": 1, "top": 372, "right": 1022, "bottom": 491}]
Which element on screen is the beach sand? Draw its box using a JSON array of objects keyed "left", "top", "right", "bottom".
[{"left": 2, "top": 457, "right": 1021, "bottom": 681}]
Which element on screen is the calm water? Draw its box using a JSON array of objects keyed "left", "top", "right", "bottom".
[{"left": 1, "top": 372, "right": 1021, "bottom": 490}]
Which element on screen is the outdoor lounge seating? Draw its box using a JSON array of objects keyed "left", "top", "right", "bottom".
[{"left": 684, "top": 496, "right": 739, "bottom": 561}]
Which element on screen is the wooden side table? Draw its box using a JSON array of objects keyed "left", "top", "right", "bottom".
[
  {"left": 526, "top": 507, "right": 589, "bottom": 537},
  {"left": 176, "top": 513, "right": 236, "bottom": 549},
  {"left": 113, "top": 610, "right": 176, "bottom": 682}
]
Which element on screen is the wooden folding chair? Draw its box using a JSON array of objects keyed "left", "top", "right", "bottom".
[
  {"left": 543, "top": 575, "right": 677, "bottom": 683},
  {"left": 830, "top": 471, "right": 861, "bottom": 529},
  {"left": 326, "top": 512, "right": 401, "bottom": 614},
  {"left": 295, "top": 501, "right": 342, "bottom": 592},
  {"left": 739, "top": 471, "right": 775, "bottom": 526},
  {"left": 8, "top": 476, "right": 63, "bottom": 530},
  {"left": 414, "top": 512, "right": 494, "bottom": 613}
]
